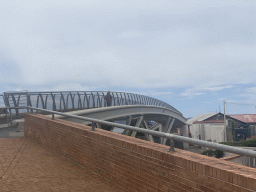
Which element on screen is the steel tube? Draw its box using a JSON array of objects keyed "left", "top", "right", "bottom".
[{"left": 24, "top": 106, "right": 256, "bottom": 158}]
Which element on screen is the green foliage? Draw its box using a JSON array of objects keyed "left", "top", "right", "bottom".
[
  {"left": 136, "top": 132, "right": 145, "bottom": 136},
  {"left": 229, "top": 120, "right": 236, "bottom": 141},
  {"left": 213, "top": 150, "right": 224, "bottom": 158},
  {"left": 201, "top": 149, "right": 214, "bottom": 157},
  {"left": 219, "top": 142, "right": 235, "bottom": 146},
  {"left": 233, "top": 130, "right": 236, "bottom": 141},
  {"left": 201, "top": 149, "right": 224, "bottom": 158},
  {"left": 240, "top": 139, "right": 256, "bottom": 147}
]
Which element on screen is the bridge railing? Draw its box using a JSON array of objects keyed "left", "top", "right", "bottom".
[
  {"left": 16, "top": 106, "right": 256, "bottom": 158},
  {"left": 0, "top": 94, "right": 6, "bottom": 115},
  {"left": 0, "top": 95, "right": 3, "bottom": 106},
  {"left": 2, "top": 91, "right": 182, "bottom": 117}
]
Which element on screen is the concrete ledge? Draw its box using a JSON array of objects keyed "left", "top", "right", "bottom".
[
  {"left": 9, "top": 131, "right": 24, "bottom": 137},
  {"left": 0, "top": 123, "right": 9, "bottom": 129},
  {"left": 12, "top": 119, "right": 25, "bottom": 124},
  {"left": 221, "top": 154, "right": 241, "bottom": 161},
  {"left": 12, "top": 119, "right": 25, "bottom": 132}
]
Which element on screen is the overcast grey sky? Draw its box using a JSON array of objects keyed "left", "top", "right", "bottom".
[{"left": 1, "top": 0, "right": 256, "bottom": 117}]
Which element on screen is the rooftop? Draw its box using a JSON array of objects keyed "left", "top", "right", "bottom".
[
  {"left": 186, "top": 112, "right": 219, "bottom": 124},
  {"left": 192, "top": 120, "right": 224, "bottom": 124},
  {"left": 227, "top": 114, "right": 256, "bottom": 124}
]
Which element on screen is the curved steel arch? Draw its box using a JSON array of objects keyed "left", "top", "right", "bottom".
[{"left": 2, "top": 91, "right": 183, "bottom": 116}]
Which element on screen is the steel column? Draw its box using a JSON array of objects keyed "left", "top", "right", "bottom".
[
  {"left": 131, "top": 115, "right": 143, "bottom": 137},
  {"left": 123, "top": 116, "right": 132, "bottom": 135},
  {"left": 162, "top": 118, "right": 175, "bottom": 145}
]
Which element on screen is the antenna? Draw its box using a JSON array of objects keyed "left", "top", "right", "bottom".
[
  {"left": 223, "top": 100, "right": 227, "bottom": 142},
  {"left": 219, "top": 106, "right": 221, "bottom": 113}
]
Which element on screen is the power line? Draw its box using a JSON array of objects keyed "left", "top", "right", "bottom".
[{"left": 226, "top": 102, "right": 256, "bottom": 106}]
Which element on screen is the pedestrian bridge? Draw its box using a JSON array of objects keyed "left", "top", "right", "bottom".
[
  {"left": 1, "top": 91, "right": 187, "bottom": 145},
  {"left": 2, "top": 91, "right": 182, "bottom": 115}
]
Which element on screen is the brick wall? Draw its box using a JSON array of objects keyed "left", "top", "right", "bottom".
[{"left": 25, "top": 114, "right": 256, "bottom": 192}]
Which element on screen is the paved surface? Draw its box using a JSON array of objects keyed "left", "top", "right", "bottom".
[
  {"left": 186, "top": 145, "right": 205, "bottom": 154},
  {"left": 0, "top": 125, "right": 24, "bottom": 138},
  {"left": 0, "top": 137, "right": 125, "bottom": 192},
  {"left": 2, "top": 124, "right": 26, "bottom": 137}
]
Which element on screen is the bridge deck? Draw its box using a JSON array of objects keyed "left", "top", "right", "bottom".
[{"left": 0, "top": 137, "right": 125, "bottom": 192}]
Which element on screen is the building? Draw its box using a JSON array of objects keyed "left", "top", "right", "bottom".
[
  {"left": 187, "top": 113, "right": 231, "bottom": 143},
  {"left": 227, "top": 114, "right": 256, "bottom": 140},
  {"left": 187, "top": 113, "right": 250, "bottom": 142}
]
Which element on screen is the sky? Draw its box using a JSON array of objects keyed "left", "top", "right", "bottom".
[{"left": 1, "top": 0, "right": 256, "bottom": 118}]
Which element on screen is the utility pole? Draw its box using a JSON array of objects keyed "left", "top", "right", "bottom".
[{"left": 223, "top": 100, "right": 226, "bottom": 142}]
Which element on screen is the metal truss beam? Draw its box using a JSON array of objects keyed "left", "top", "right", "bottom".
[
  {"left": 131, "top": 115, "right": 143, "bottom": 137},
  {"left": 123, "top": 116, "right": 132, "bottom": 135},
  {"left": 142, "top": 120, "right": 154, "bottom": 142},
  {"left": 162, "top": 118, "right": 175, "bottom": 145}
]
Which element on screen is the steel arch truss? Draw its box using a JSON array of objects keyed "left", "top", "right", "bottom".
[{"left": 2, "top": 91, "right": 183, "bottom": 116}]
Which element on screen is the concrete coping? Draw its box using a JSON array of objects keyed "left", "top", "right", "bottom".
[
  {"left": 12, "top": 119, "right": 25, "bottom": 124},
  {"left": 221, "top": 154, "right": 241, "bottom": 161}
]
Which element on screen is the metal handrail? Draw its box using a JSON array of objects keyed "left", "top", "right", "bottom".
[{"left": 21, "top": 106, "right": 256, "bottom": 158}]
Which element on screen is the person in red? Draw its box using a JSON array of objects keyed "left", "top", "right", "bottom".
[{"left": 105, "top": 91, "right": 112, "bottom": 107}]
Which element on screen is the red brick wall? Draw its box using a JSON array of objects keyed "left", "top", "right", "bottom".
[{"left": 25, "top": 114, "right": 256, "bottom": 192}]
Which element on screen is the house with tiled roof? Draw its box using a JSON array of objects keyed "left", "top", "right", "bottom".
[
  {"left": 226, "top": 114, "right": 256, "bottom": 140},
  {"left": 187, "top": 113, "right": 251, "bottom": 142},
  {"left": 227, "top": 114, "right": 256, "bottom": 124}
]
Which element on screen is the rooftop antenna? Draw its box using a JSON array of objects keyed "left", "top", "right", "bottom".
[
  {"left": 223, "top": 100, "right": 227, "bottom": 142},
  {"left": 219, "top": 106, "right": 221, "bottom": 113}
]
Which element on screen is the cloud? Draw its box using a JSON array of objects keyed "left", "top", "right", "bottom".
[
  {"left": 236, "top": 87, "right": 256, "bottom": 104},
  {"left": 181, "top": 91, "right": 206, "bottom": 99},
  {"left": 117, "top": 30, "right": 142, "bottom": 39},
  {"left": 0, "top": 0, "right": 256, "bottom": 96},
  {"left": 246, "top": 87, "right": 256, "bottom": 93},
  {"left": 204, "top": 85, "right": 234, "bottom": 92},
  {"left": 43, "top": 83, "right": 93, "bottom": 92},
  {"left": 180, "top": 84, "right": 234, "bottom": 99},
  {"left": 148, "top": 91, "right": 173, "bottom": 96}
]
